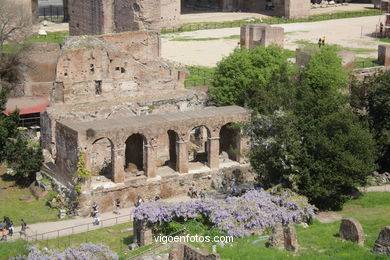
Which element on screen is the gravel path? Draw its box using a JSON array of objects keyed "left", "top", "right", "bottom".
[{"left": 162, "top": 15, "right": 383, "bottom": 66}]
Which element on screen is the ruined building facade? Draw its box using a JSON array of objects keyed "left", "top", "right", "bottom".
[
  {"left": 67, "top": 0, "right": 310, "bottom": 35},
  {"left": 31, "top": 29, "right": 252, "bottom": 214}
]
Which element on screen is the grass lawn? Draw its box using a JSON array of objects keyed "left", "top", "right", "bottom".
[
  {"left": 218, "top": 192, "right": 390, "bottom": 259},
  {"left": 185, "top": 66, "right": 215, "bottom": 87},
  {"left": 294, "top": 40, "right": 376, "bottom": 55},
  {"left": 354, "top": 57, "right": 379, "bottom": 68},
  {"left": 2, "top": 31, "right": 68, "bottom": 54},
  {"left": 162, "top": 10, "right": 383, "bottom": 34},
  {"left": 35, "top": 222, "right": 134, "bottom": 259},
  {"left": 0, "top": 167, "right": 59, "bottom": 225},
  {"left": 3, "top": 192, "right": 390, "bottom": 259}
]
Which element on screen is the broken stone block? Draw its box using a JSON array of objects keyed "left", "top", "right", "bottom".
[
  {"left": 339, "top": 218, "right": 365, "bottom": 246},
  {"left": 269, "top": 224, "right": 299, "bottom": 252},
  {"left": 373, "top": 226, "right": 390, "bottom": 255}
]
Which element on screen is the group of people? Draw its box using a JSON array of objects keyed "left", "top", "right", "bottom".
[
  {"left": 0, "top": 217, "right": 28, "bottom": 242},
  {"left": 318, "top": 36, "right": 327, "bottom": 47},
  {"left": 188, "top": 183, "right": 206, "bottom": 199},
  {"left": 91, "top": 198, "right": 123, "bottom": 225},
  {"left": 221, "top": 178, "right": 237, "bottom": 195}
]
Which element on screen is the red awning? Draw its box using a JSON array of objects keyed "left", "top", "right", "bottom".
[{"left": 3, "top": 96, "right": 50, "bottom": 116}]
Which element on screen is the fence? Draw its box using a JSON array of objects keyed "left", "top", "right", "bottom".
[
  {"left": 24, "top": 213, "right": 133, "bottom": 243},
  {"left": 39, "top": 5, "right": 65, "bottom": 23},
  {"left": 162, "top": 10, "right": 382, "bottom": 34}
]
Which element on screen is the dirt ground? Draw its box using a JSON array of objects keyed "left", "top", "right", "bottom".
[
  {"left": 38, "top": 3, "right": 381, "bottom": 67},
  {"left": 162, "top": 14, "right": 383, "bottom": 66}
]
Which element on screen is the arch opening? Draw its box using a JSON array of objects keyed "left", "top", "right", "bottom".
[
  {"left": 91, "top": 137, "right": 114, "bottom": 180},
  {"left": 219, "top": 123, "right": 240, "bottom": 163},
  {"left": 125, "top": 133, "right": 146, "bottom": 176},
  {"left": 167, "top": 130, "right": 178, "bottom": 167},
  {"left": 188, "top": 126, "right": 210, "bottom": 165}
]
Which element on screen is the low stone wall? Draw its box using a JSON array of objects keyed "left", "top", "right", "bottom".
[
  {"left": 169, "top": 243, "right": 220, "bottom": 260},
  {"left": 77, "top": 164, "right": 253, "bottom": 215}
]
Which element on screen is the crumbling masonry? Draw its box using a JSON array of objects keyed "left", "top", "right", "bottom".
[
  {"left": 67, "top": 0, "right": 310, "bottom": 35},
  {"left": 36, "top": 29, "right": 252, "bottom": 214}
]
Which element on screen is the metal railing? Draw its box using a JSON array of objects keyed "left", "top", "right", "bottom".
[
  {"left": 39, "top": 5, "right": 65, "bottom": 23},
  {"left": 24, "top": 213, "right": 133, "bottom": 243}
]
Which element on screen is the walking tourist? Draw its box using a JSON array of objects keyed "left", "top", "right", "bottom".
[
  {"left": 114, "top": 199, "right": 121, "bottom": 215},
  {"left": 1, "top": 227, "right": 6, "bottom": 241}
]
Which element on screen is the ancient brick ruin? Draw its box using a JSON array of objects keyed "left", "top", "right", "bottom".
[
  {"left": 240, "top": 24, "right": 284, "bottom": 50},
  {"left": 27, "top": 28, "right": 252, "bottom": 214},
  {"left": 66, "top": 0, "right": 311, "bottom": 35},
  {"left": 269, "top": 224, "right": 299, "bottom": 252},
  {"left": 169, "top": 243, "right": 220, "bottom": 260}
]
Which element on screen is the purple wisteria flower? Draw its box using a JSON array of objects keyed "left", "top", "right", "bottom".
[{"left": 133, "top": 190, "right": 316, "bottom": 238}]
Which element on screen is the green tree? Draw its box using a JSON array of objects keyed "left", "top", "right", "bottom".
[
  {"left": 0, "top": 89, "right": 43, "bottom": 185},
  {"left": 249, "top": 46, "right": 377, "bottom": 210},
  {"left": 366, "top": 71, "right": 390, "bottom": 172},
  {"left": 209, "top": 45, "right": 295, "bottom": 115}
]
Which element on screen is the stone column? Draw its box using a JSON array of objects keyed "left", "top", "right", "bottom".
[
  {"left": 207, "top": 137, "right": 220, "bottom": 169},
  {"left": 237, "top": 136, "right": 249, "bottom": 163},
  {"left": 145, "top": 144, "right": 157, "bottom": 178},
  {"left": 113, "top": 145, "right": 125, "bottom": 183},
  {"left": 176, "top": 141, "right": 189, "bottom": 173}
]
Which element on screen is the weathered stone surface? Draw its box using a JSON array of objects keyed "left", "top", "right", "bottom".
[
  {"left": 339, "top": 218, "right": 365, "bottom": 246},
  {"left": 373, "top": 226, "right": 390, "bottom": 255},
  {"left": 20, "top": 42, "right": 61, "bottom": 97},
  {"left": 378, "top": 44, "right": 390, "bottom": 67},
  {"left": 68, "top": 0, "right": 180, "bottom": 36},
  {"left": 269, "top": 224, "right": 299, "bottom": 252},
  {"left": 169, "top": 243, "right": 220, "bottom": 260},
  {"left": 240, "top": 24, "right": 284, "bottom": 50}
]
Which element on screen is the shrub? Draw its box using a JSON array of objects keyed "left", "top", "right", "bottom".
[{"left": 134, "top": 190, "right": 315, "bottom": 238}]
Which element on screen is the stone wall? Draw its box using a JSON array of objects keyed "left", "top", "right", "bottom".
[
  {"left": 54, "top": 31, "right": 180, "bottom": 104},
  {"left": 169, "top": 243, "right": 220, "bottom": 260},
  {"left": 378, "top": 44, "right": 390, "bottom": 67},
  {"left": 40, "top": 31, "right": 190, "bottom": 155},
  {"left": 283, "top": 0, "right": 310, "bottom": 19},
  {"left": 55, "top": 122, "right": 79, "bottom": 181},
  {"left": 68, "top": 0, "right": 180, "bottom": 36},
  {"left": 77, "top": 164, "right": 252, "bottom": 215},
  {"left": 240, "top": 24, "right": 284, "bottom": 50},
  {"left": 68, "top": 0, "right": 105, "bottom": 36},
  {"left": 20, "top": 42, "right": 61, "bottom": 97},
  {"left": 160, "top": 0, "right": 181, "bottom": 29}
]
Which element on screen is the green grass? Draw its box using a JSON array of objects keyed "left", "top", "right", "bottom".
[
  {"left": 217, "top": 192, "right": 390, "bottom": 259},
  {"left": 4, "top": 192, "right": 390, "bottom": 259},
  {"left": 379, "top": 38, "right": 390, "bottom": 43},
  {"left": 0, "top": 240, "right": 29, "bottom": 260},
  {"left": 294, "top": 40, "right": 376, "bottom": 55},
  {"left": 354, "top": 57, "right": 379, "bottom": 68},
  {"left": 0, "top": 168, "right": 59, "bottom": 225},
  {"left": 35, "top": 222, "right": 134, "bottom": 259},
  {"left": 185, "top": 66, "right": 215, "bottom": 87},
  {"left": 170, "top": 35, "right": 240, "bottom": 41},
  {"left": 2, "top": 31, "right": 68, "bottom": 54},
  {"left": 162, "top": 10, "right": 383, "bottom": 34}
]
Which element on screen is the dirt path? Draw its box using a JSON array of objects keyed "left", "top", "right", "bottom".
[
  {"left": 6, "top": 195, "right": 191, "bottom": 242},
  {"left": 162, "top": 15, "right": 382, "bottom": 66}
]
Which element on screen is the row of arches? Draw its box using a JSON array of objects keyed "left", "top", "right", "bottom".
[{"left": 90, "top": 123, "right": 241, "bottom": 180}]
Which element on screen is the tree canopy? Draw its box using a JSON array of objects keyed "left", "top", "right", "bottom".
[
  {"left": 213, "top": 45, "right": 377, "bottom": 210},
  {"left": 209, "top": 45, "right": 296, "bottom": 115}
]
